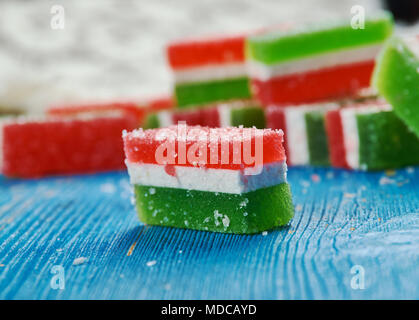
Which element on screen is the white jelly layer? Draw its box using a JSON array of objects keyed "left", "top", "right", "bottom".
[
  {"left": 125, "top": 160, "right": 287, "bottom": 194},
  {"left": 173, "top": 62, "right": 247, "bottom": 84},
  {"left": 217, "top": 105, "right": 232, "bottom": 128},
  {"left": 247, "top": 43, "right": 382, "bottom": 81},
  {"left": 157, "top": 111, "right": 174, "bottom": 127}
]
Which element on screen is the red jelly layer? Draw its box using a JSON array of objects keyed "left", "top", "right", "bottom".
[
  {"left": 146, "top": 95, "right": 175, "bottom": 112},
  {"left": 123, "top": 125, "right": 285, "bottom": 169},
  {"left": 48, "top": 97, "right": 175, "bottom": 127},
  {"left": 167, "top": 35, "right": 246, "bottom": 70},
  {"left": 172, "top": 107, "right": 221, "bottom": 127},
  {"left": 251, "top": 60, "right": 375, "bottom": 106},
  {"left": 325, "top": 110, "right": 349, "bottom": 169},
  {"left": 48, "top": 102, "right": 145, "bottom": 124},
  {"left": 265, "top": 106, "right": 290, "bottom": 165},
  {"left": 2, "top": 115, "right": 138, "bottom": 178}
]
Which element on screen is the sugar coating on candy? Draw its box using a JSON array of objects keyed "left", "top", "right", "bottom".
[
  {"left": 2, "top": 114, "right": 138, "bottom": 178},
  {"left": 373, "top": 35, "right": 419, "bottom": 138},
  {"left": 123, "top": 125, "right": 285, "bottom": 169}
]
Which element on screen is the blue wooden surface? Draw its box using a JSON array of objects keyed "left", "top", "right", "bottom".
[{"left": 0, "top": 166, "right": 418, "bottom": 300}]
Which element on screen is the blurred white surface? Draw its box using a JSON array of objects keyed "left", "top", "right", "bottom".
[{"left": 0, "top": 0, "right": 397, "bottom": 111}]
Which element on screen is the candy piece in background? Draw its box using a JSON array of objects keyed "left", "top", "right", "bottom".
[
  {"left": 48, "top": 101, "right": 145, "bottom": 124},
  {"left": 144, "top": 100, "right": 265, "bottom": 129},
  {"left": 1, "top": 111, "right": 138, "bottom": 178},
  {"left": 247, "top": 11, "right": 393, "bottom": 106},
  {"left": 325, "top": 102, "right": 419, "bottom": 170},
  {"left": 123, "top": 125, "right": 294, "bottom": 234},
  {"left": 266, "top": 103, "right": 339, "bottom": 167},
  {"left": 47, "top": 95, "right": 175, "bottom": 127},
  {"left": 167, "top": 34, "right": 251, "bottom": 107},
  {"left": 144, "top": 105, "right": 220, "bottom": 129},
  {"left": 373, "top": 35, "right": 419, "bottom": 139}
]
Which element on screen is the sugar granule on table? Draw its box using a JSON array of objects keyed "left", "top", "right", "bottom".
[{"left": 73, "top": 257, "right": 88, "bottom": 266}]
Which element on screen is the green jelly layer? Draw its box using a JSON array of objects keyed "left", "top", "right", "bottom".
[
  {"left": 231, "top": 106, "right": 266, "bottom": 128},
  {"left": 373, "top": 37, "right": 419, "bottom": 139},
  {"left": 247, "top": 12, "right": 393, "bottom": 65},
  {"left": 134, "top": 183, "right": 294, "bottom": 234},
  {"left": 305, "top": 111, "right": 330, "bottom": 167},
  {"left": 175, "top": 77, "right": 251, "bottom": 108},
  {"left": 357, "top": 111, "right": 419, "bottom": 170},
  {"left": 143, "top": 113, "right": 160, "bottom": 129}
]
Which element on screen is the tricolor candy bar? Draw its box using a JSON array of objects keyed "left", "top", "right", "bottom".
[
  {"left": 373, "top": 35, "right": 419, "bottom": 138},
  {"left": 247, "top": 12, "right": 393, "bottom": 106},
  {"left": 123, "top": 125, "right": 294, "bottom": 234},
  {"left": 326, "top": 103, "right": 419, "bottom": 170},
  {"left": 1, "top": 112, "right": 138, "bottom": 178},
  {"left": 266, "top": 103, "right": 339, "bottom": 166},
  {"left": 144, "top": 100, "right": 265, "bottom": 129},
  {"left": 167, "top": 35, "right": 251, "bottom": 107}
]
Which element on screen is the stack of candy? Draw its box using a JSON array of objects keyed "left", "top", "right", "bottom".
[
  {"left": 4, "top": 8, "right": 419, "bottom": 234},
  {"left": 123, "top": 125, "right": 294, "bottom": 234},
  {"left": 167, "top": 35, "right": 251, "bottom": 107}
]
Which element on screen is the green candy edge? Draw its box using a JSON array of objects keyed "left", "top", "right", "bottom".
[
  {"left": 134, "top": 183, "right": 294, "bottom": 234},
  {"left": 175, "top": 77, "right": 251, "bottom": 108}
]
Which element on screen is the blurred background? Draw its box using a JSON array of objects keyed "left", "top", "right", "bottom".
[{"left": 1, "top": 0, "right": 418, "bottom": 112}]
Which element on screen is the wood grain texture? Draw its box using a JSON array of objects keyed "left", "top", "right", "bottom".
[{"left": 0, "top": 167, "right": 418, "bottom": 299}]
